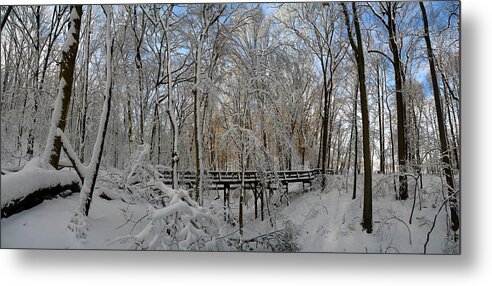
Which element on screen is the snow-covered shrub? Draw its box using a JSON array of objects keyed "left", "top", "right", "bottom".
[
  {"left": 121, "top": 143, "right": 167, "bottom": 205},
  {"left": 123, "top": 144, "right": 153, "bottom": 187},
  {"left": 113, "top": 183, "right": 220, "bottom": 250},
  {"left": 95, "top": 169, "right": 127, "bottom": 200},
  {"left": 113, "top": 143, "right": 222, "bottom": 250}
]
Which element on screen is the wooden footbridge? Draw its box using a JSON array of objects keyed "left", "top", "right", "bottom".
[
  {"left": 156, "top": 168, "right": 327, "bottom": 221},
  {"left": 159, "top": 169, "right": 323, "bottom": 191},
  {"left": 1, "top": 163, "right": 330, "bottom": 219}
]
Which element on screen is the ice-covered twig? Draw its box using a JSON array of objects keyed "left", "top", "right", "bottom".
[{"left": 424, "top": 189, "right": 460, "bottom": 254}]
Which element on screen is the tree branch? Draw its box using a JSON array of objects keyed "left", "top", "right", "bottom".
[
  {"left": 57, "top": 128, "right": 87, "bottom": 181},
  {"left": 368, "top": 49, "right": 395, "bottom": 65},
  {"left": 0, "top": 6, "right": 13, "bottom": 32}
]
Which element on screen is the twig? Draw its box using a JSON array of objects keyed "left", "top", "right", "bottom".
[
  {"left": 424, "top": 189, "right": 459, "bottom": 254},
  {"left": 385, "top": 246, "right": 400, "bottom": 253},
  {"left": 130, "top": 212, "right": 149, "bottom": 234},
  {"left": 116, "top": 210, "right": 134, "bottom": 230},
  {"left": 381, "top": 216, "right": 412, "bottom": 245},
  {"left": 409, "top": 173, "right": 422, "bottom": 224}
]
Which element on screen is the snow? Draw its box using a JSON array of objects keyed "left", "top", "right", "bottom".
[
  {"left": 1, "top": 167, "right": 457, "bottom": 253},
  {"left": 1, "top": 157, "right": 80, "bottom": 208},
  {"left": 238, "top": 175, "right": 457, "bottom": 254},
  {"left": 112, "top": 187, "right": 220, "bottom": 250},
  {"left": 1, "top": 193, "right": 147, "bottom": 249},
  {"left": 60, "top": 7, "right": 81, "bottom": 53}
]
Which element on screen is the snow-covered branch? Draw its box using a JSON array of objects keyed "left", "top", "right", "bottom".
[{"left": 57, "top": 128, "right": 87, "bottom": 180}]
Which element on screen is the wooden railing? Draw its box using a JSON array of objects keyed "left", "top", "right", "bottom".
[{"left": 155, "top": 168, "right": 327, "bottom": 191}]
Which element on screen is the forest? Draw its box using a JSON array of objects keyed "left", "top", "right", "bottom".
[{"left": 0, "top": 2, "right": 460, "bottom": 253}]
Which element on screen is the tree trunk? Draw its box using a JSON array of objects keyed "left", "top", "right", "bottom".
[
  {"left": 163, "top": 7, "right": 179, "bottom": 190},
  {"left": 352, "top": 83, "right": 358, "bottom": 200},
  {"left": 43, "top": 5, "right": 83, "bottom": 169},
  {"left": 377, "top": 65, "right": 385, "bottom": 174},
  {"left": 239, "top": 145, "right": 245, "bottom": 236},
  {"left": 125, "top": 76, "right": 133, "bottom": 155},
  {"left": 194, "top": 30, "right": 205, "bottom": 205},
  {"left": 387, "top": 4, "right": 408, "bottom": 200},
  {"left": 0, "top": 6, "right": 12, "bottom": 32},
  {"left": 420, "top": 2, "right": 459, "bottom": 232},
  {"left": 150, "top": 96, "right": 160, "bottom": 164},
  {"left": 320, "top": 59, "right": 329, "bottom": 183},
  {"left": 80, "top": 6, "right": 113, "bottom": 216},
  {"left": 132, "top": 6, "right": 145, "bottom": 145},
  {"left": 442, "top": 76, "right": 459, "bottom": 170},
  {"left": 79, "top": 5, "right": 92, "bottom": 162},
  {"left": 343, "top": 2, "right": 373, "bottom": 233},
  {"left": 26, "top": 6, "right": 41, "bottom": 160}
]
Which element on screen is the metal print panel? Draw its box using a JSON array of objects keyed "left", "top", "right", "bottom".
[{"left": 0, "top": 1, "right": 461, "bottom": 253}]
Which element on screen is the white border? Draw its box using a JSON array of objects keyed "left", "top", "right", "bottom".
[{"left": 2, "top": 0, "right": 491, "bottom": 285}]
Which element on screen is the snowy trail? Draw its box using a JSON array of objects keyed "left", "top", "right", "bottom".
[{"left": 239, "top": 175, "right": 456, "bottom": 254}]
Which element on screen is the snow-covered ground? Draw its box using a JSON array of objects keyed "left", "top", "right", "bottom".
[
  {"left": 245, "top": 182, "right": 455, "bottom": 253},
  {"left": 1, "top": 191, "right": 147, "bottom": 249},
  {"left": 1, "top": 168, "right": 458, "bottom": 253}
]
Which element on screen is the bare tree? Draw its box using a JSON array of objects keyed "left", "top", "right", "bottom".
[
  {"left": 163, "top": 5, "right": 180, "bottom": 190},
  {"left": 342, "top": 2, "right": 372, "bottom": 233},
  {"left": 369, "top": 2, "right": 409, "bottom": 200},
  {"left": 190, "top": 4, "right": 225, "bottom": 204},
  {"left": 77, "top": 5, "right": 92, "bottom": 162},
  {"left": 53, "top": 6, "right": 114, "bottom": 237},
  {"left": 419, "top": 2, "right": 459, "bottom": 233}
]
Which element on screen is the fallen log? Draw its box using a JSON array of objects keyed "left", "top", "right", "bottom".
[
  {"left": 1, "top": 158, "right": 81, "bottom": 218},
  {"left": 1, "top": 181, "right": 80, "bottom": 218}
]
